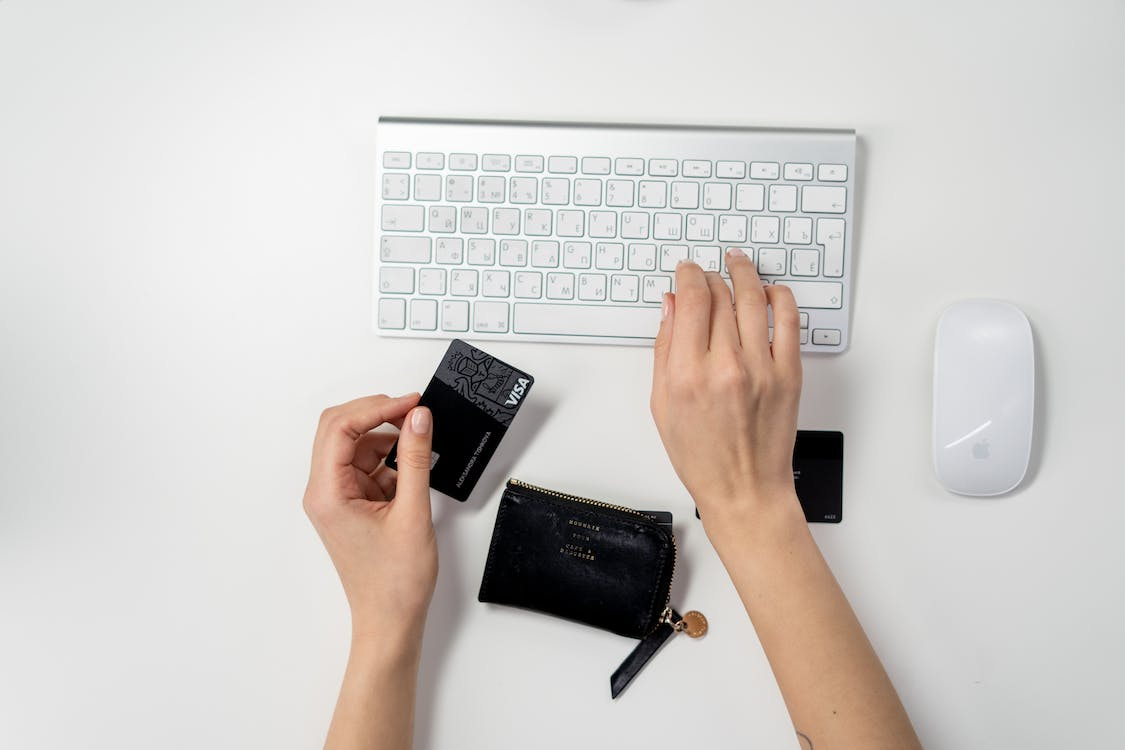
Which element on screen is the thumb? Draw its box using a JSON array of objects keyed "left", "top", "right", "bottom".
[
  {"left": 652, "top": 292, "right": 674, "bottom": 396},
  {"left": 394, "top": 406, "right": 434, "bottom": 519}
]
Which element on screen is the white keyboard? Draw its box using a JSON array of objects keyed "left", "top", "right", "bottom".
[{"left": 374, "top": 118, "right": 856, "bottom": 351}]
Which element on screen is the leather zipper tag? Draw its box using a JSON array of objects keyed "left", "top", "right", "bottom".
[{"left": 610, "top": 617, "right": 677, "bottom": 699}]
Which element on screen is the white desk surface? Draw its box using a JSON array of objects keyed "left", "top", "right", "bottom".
[{"left": 3, "top": 1, "right": 1124, "bottom": 747}]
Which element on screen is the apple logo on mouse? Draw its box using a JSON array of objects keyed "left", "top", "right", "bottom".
[{"left": 972, "top": 439, "right": 990, "bottom": 460}]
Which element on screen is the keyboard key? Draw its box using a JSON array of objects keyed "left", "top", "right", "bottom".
[
  {"left": 758, "top": 248, "right": 787, "bottom": 275},
  {"left": 648, "top": 159, "right": 678, "bottom": 177},
  {"left": 524, "top": 209, "right": 552, "bottom": 236},
  {"left": 382, "top": 173, "right": 409, "bottom": 200},
  {"left": 467, "top": 238, "right": 496, "bottom": 265},
  {"left": 791, "top": 248, "right": 820, "bottom": 276},
  {"left": 548, "top": 156, "right": 578, "bottom": 174},
  {"left": 450, "top": 269, "right": 479, "bottom": 296},
  {"left": 693, "top": 246, "right": 721, "bottom": 272},
  {"left": 542, "top": 178, "right": 570, "bottom": 205},
  {"left": 682, "top": 160, "right": 711, "bottom": 178},
  {"left": 605, "top": 180, "right": 634, "bottom": 207},
  {"left": 563, "top": 241, "right": 592, "bottom": 268},
  {"left": 653, "top": 213, "right": 682, "bottom": 240},
  {"left": 660, "top": 244, "right": 689, "bottom": 271},
  {"left": 383, "top": 152, "right": 410, "bottom": 169},
  {"left": 473, "top": 301, "right": 510, "bottom": 332},
  {"left": 450, "top": 153, "right": 477, "bottom": 171},
  {"left": 381, "top": 205, "right": 425, "bottom": 231},
  {"left": 381, "top": 235, "right": 431, "bottom": 263},
  {"left": 379, "top": 266, "right": 414, "bottom": 293},
  {"left": 460, "top": 207, "right": 488, "bottom": 234},
  {"left": 434, "top": 237, "right": 462, "bottom": 264},
  {"left": 620, "top": 212, "right": 650, "bottom": 239},
  {"left": 428, "top": 206, "right": 457, "bottom": 233},
  {"left": 499, "top": 239, "right": 527, "bottom": 266},
  {"left": 751, "top": 216, "right": 780, "bottom": 243},
  {"left": 818, "top": 164, "right": 848, "bottom": 182},
  {"left": 556, "top": 210, "right": 585, "bottom": 237},
  {"left": 509, "top": 177, "right": 538, "bottom": 204},
  {"left": 573, "top": 179, "right": 603, "bottom": 206},
  {"left": 482, "top": 154, "right": 511, "bottom": 171},
  {"left": 812, "top": 328, "right": 842, "bottom": 346},
  {"left": 441, "top": 300, "right": 469, "bottom": 331},
  {"left": 784, "top": 217, "right": 813, "bottom": 244},
  {"left": 802, "top": 185, "right": 847, "bottom": 214},
  {"left": 378, "top": 298, "right": 406, "bottom": 328},
  {"left": 578, "top": 273, "right": 607, "bottom": 301},
  {"left": 410, "top": 299, "right": 438, "bottom": 330},
  {"left": 642, "top": 274, "right": 671, "bottom": 302},
  {"left": 800, "top": 312, "right": 809, "bottom": 328},
  {"left": 514, "top": 271, "right": 542, "bottom": 298},
  {"left": 750, "top": 162, "right": 780, "bottom": 179},
  {"left": 416, "top": 152, "right": 444, "bottom": 170},
  {"left": 492, "top": 208, "right": 520, "bottom": 235},
  {"left": 513, "top": 302, "right": 661, "bottom": 338},
  {"left": 717, "top": 214, "right": 747, "bottom": 243},
  {"left": 816, "top": 218, "right": 846, "bottom": 277},
  {"left": 703, "top": 183, "right": 732, "bottom": 210},
  {"left": 628, "top": 243, "right": 657, "bottom": 271},
  {"left": 638, "top": 181, "right": 667, "bottom": 208},
  {"left": 768, "top": 185, "right": 798, "bottom": 212},
  {"left": 610, "top": 274, "right": 640, "bottom": 301},
  {"left": 783, "top": 280, "right": 844, "bottom": 309},
  {"left": 446, "top": 175, "right": 473, "bottom": 202},
  {"left": 735, "top": 183, "right": 765, "bottom": 211},
  {"left": 596, "top": 242, "right": 625, "bottom": 270},
  {"left": 544, "top": 270, "right": 576, "bottom": 301},
  {"left": 414, "top": 174, "right": 442, "bottom": 201},
  {"left": 478, "top": 176, "right": 506, "bottom": 203},
  {"left": 615, "top": 158, "right": 644, "bottom": 175},
  {"left": 784, "top": 163, "right": 814, "bottom": 181},
  {"left": 582, "top": 157, "right": 611, "bottom": 175},
  {"left": 717, "top": 161, "right": 746, "bottom": 179},
  {"left": 418, "top": 268, "right": 447, "bottom": 294},
  {"left": 482, "top": 270, "right": 510, "bottom": 297},
  {"left": 516, "top": 155, "right": 544, "bottom": 173},
  {"left": 671, "top": 182, "right": 699, "bottom": 209},
  {"left": 531, "top": 240, "right": 560, "bottom": 268},
  {"left": 546, "top": 272, "right": 575, "bottom": 299},
  {"left": 685, "top": 213, "right": 714, "bottom": 241},
  {"left": 589, "top": 211, "right": 617, "bottom": 238}
]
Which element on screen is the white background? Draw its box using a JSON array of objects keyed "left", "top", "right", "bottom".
[{"left": 2, "top": 1, "right": 1124, "bottom": 748}]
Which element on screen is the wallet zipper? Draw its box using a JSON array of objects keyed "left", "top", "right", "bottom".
[
  {"left": 506, "top": 478, "right": 677, "bottom": 626},
  {"left": 507, "top": 479, "right": 706, "bottom": 699}
]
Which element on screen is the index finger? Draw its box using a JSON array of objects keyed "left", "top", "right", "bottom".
[{"left": 312, "top": 393, "right": 421, "bottom": 469}]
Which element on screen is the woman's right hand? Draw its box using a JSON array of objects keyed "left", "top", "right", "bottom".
[{"left": 649, "top": 250, "right": 805, "bottom": 538}]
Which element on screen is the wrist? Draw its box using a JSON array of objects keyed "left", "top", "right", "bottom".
[
  {"left": 698, "top": 488, "right": 806, "bottom": 554},
  {"left": 350, "top": 616, "right": 426, "bottom": 668}
]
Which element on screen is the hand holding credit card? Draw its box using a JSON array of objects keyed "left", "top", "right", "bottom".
[{"left": 385, "top": 340, "right": 534, "bottom": 501}]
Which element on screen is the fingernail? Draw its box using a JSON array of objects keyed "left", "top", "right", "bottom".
[
  {"left": 411, "top": 407, "right": 431, "bottom": 434},
  {"left": 727, "top": 247, "right": 746, "bottom": 258}
]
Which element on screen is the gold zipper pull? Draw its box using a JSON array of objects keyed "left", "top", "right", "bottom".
[{"left": 669, "top": 609, "right": 708, "bottom": 638}]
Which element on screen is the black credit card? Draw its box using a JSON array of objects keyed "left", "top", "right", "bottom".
[
  {"left": 695, "top": 430, "right": 843, "bottom": 523},
  {"left": 385, "top": 339, "right": 533, "bottom": 502},
  {"left": 638, "top": 510, "right": 673, "bottom": 534},
  {"left": 792, "top": 430, "right": 843, "bottom": 523}
]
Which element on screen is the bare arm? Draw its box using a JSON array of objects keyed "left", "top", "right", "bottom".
[
  {"left": 304, "top": 394, "right": 438, "bottom": 750},
  {"left": 650, "top": 253, "right": 920, "bottom": 749}
]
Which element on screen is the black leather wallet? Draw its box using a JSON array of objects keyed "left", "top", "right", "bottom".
[{"left": 478, "top": 479, "right": 706, "bottom": 698}]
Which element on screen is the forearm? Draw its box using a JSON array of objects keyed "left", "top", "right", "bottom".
[
  {"left": 324, "top": 632, "right": 423, "bottom": 750},
  {"left": 707, "top": 495, "right": 920, "bottom": 750}
]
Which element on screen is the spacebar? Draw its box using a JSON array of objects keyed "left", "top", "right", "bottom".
[{"left": 513, "top": 303, "right": 662, "bottom": 339}]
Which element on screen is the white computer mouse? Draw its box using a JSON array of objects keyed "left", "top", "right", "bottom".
[{"left": 933, "top": 299, "right": 1035, "bottom": 496}]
